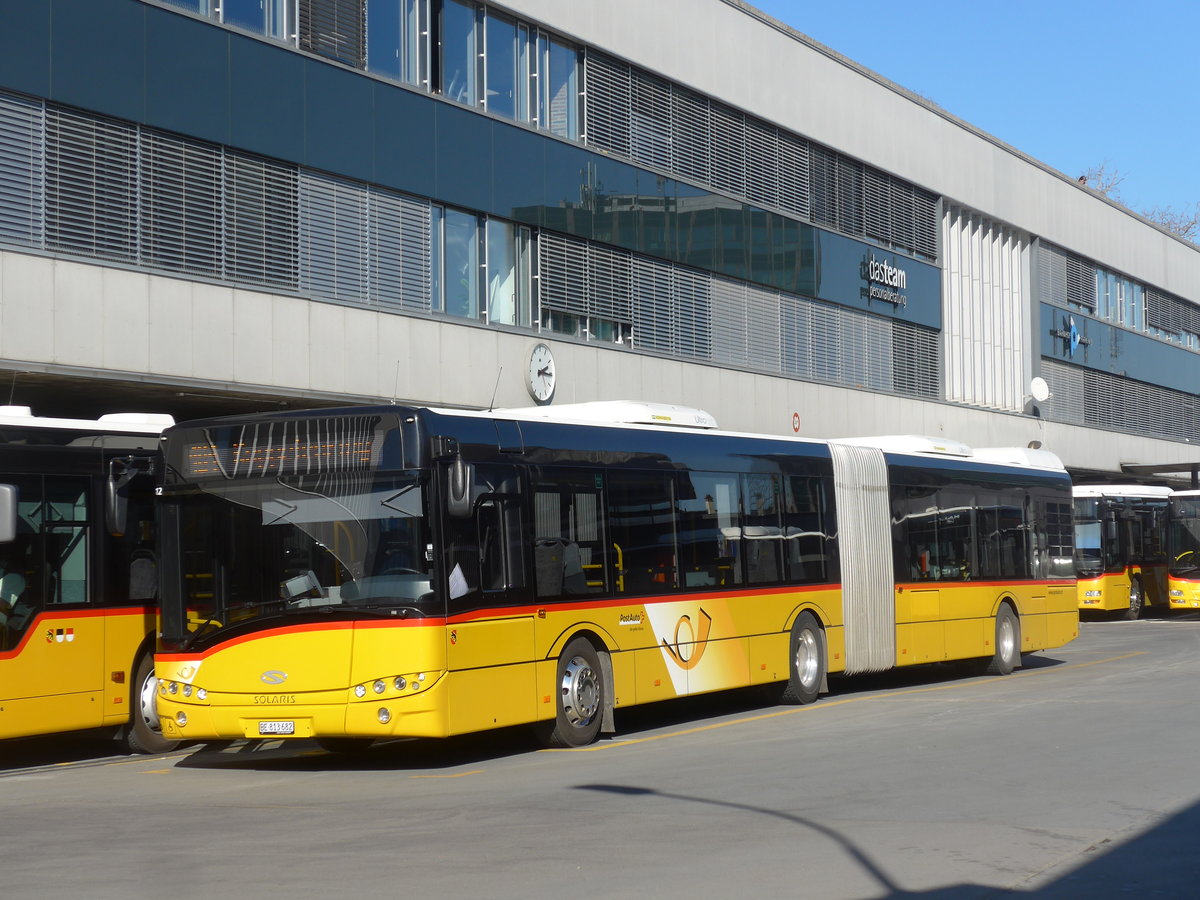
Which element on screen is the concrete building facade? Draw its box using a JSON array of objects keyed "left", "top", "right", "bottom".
[{"left": 0, "top": 0, "right": 1197, "bottom": 478}]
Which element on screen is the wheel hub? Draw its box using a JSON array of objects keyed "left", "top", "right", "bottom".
[{"left": 560, "top": 656, "right": 599, "bottom": 727}]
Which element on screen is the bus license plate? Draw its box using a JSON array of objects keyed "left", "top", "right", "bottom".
[{"left": 258, "top": 720, "right": 295, "bottom": 736}]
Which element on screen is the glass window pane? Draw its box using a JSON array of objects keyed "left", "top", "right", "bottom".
[
  {"left": 544, "top": 37, "right": 578, "bottom": 138},
  {"left": 485, "top": 13, "right": 517, "bottom": 119},
  {"left": 367, "top": 0, "right": 402, "bottom": 80},
  {"left": 430, "top": 205, "right": 444, "bottom": 312},
  {"left": 441, "top": 0, "right": 477, "bottom": 104},
  {"left": 402, "top": 0, "right": 426, "bottom": 87},
  {"left": 676, "top": 472, "right": 742, "bottom": 588},
  {"left": 443, "top": 208, "right": 479, "bottom": 319},
  {"left": 486, "top": 219, "right": 529, "bottom": 326}
]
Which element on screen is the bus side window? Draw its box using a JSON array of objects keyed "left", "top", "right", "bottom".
[
  {"left": 784, "top": 475, "right": 831, "bottom": 584},
  {"left": 532, "top": 470, "right": 606, "bottom": 599},
  {"left": 606, "top": 471, "right": 677, "bottom": 595}
]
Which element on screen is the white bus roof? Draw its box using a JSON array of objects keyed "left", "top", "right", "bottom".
[
  {"left": 836, "top": 435, "right": 1067, "bottom": 472},
  {"left": 487, "top": 401, "right": 719, "bottom": 430},
  {"left": 0, "top": 406, "right": 174, "bottom": 434},
  {"left": 1072, "top": 484, "right": 1173, "bottom": 499}
]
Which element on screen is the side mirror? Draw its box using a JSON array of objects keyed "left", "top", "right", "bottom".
[
  {"left": 0, "top": 484, "right": 16, "bottom": 543},
  {"left": 106, "top": 458, "right": 140, "bottom": 537},
  {"left": 447, "top": 456, "right": 474, "bottom": 519}
]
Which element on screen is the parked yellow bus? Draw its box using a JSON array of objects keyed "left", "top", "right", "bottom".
[
  {"left": 1168, "top": 490, "right": 1200, "bottom": 610},
  {"left": 0, "top": 406, "right": 177, "bottom": 753},
  {"left": 1072, "top": 485, "right": 1170, "bottom": 620},
  {"left": 154, "top": 403, "right": 1077, "bottom": 749}
]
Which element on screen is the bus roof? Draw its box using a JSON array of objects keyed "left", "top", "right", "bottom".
[
  {"left": 1073, "top": 484, "right": 1173, "bottom": 499},
  {"left": 489, "top": 401, "right": 719, "bottom": 429},
  {"left": 0, "top": 406, "right": 174, "bottom": 435}
]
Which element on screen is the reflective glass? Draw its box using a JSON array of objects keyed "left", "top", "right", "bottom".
[
  {"left": 485, "top": 13, "right": 517, "bottom": 120},
  {"left": 443, "top": 208, "right": 480, "bottom": 319},
  {"left": 223, "top": 0, "right": 286, "bottom": 39},
  {"left": 541, "top": 36, "right": 578, "bottom": 138},
  {"left": 486, "top": 219, "right": 519, "bottom": 325},
  {"left": 441, "top": 0, "right": 477, "bottom": 105},
  {"left": 367, "top": 0, "right": 402, "bottom": 80}
]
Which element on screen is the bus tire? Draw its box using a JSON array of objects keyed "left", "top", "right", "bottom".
[
  {"left": 1120, "top": 579, "right": 1144, "bottom": 621},
  {"left": 779, "top": 611, "right": 824, "bottom": 705},
  {"left": 538, "top": 637, "right": 604, "bottom": 748},
  {"left": 123, "top": 653, "right": 179, "bottom": 755},
  {"left": 316, "top": 738, "right": 375, "bottom": 754},
  {"left": 984, "top": 604, "right": 1020, "bottom": 676}
]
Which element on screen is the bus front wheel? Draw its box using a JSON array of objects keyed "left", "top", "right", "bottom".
[
  {"left": 537, "top": 637, "right": 604, "bottom": 748},
  {"left": 122, "top": 654, "right": 180, "bottom": 755},
  {"left": 779, "top": 611, "right": 825, "bottom": 705},
  {"left": 984, "top": 605, "right": 1021, "bottom": 676},
  {"left": 1120, "top": 579, "right": 1144, "bottom": 621}
]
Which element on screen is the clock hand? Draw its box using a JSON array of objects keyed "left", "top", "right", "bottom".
[{"left": 538, "top": 366, "right": 553, "bottom": 378}]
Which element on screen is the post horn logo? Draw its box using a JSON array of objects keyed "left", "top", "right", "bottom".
[{"left": 660, "top": 608, "right": 713, "bottom": 671}]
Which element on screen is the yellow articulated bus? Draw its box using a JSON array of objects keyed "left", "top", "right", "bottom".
[
  {"left": 0, "top": 406, "right": 178, "bottom": 753},
  {"left": 154, "top": 403, "right": 1077, "bottom": 749},
  {"left": 1072, "top": 485, "right": 1171, "bottom": 620},
  {"left": 1167, "top": 490, "right": 1200, "bottom": 610}
]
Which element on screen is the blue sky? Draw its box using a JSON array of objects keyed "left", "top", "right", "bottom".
[{"left": 747, "top": 1, "right": 1198, "bottom": 216}]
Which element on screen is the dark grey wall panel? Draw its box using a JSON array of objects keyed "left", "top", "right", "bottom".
[
  {"left": 0, "top": 0, "right": 50, "bottom": 99},
  {"left": 145, "top": 6, "right": 229, "bottom": 142},
  {"left": 52, "top": 0, "right": 145, "bottom": 122}
]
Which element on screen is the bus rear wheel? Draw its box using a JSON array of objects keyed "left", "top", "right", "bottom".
[
  {"left": 1120, "top": 579, "right": 1144, "bottom": 621},
  {"left": 537, "top": 637, "right": 604, "bottom": 748},
  {"left": 984, "top": 605, "right": 1020, "bottom": 675},
  {"left": 122, "top": 653, "right": 179, "bottom": 755},
  {"left": 779, "top": 611, "right": 825, "bottom": 705}
]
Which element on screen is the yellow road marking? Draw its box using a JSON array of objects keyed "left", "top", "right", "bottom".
[{"left": 548, "top": 652, "right": 1147, "bottom": 751}]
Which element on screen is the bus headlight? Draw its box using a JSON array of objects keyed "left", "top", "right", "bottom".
[
  {"left": 373, "top": 680, "right": 386, "bottom": 694},
  {"left": 183, "top": 684, "right": 193, "bottom": 697},
  {"left": 378, "top": 708, "right": 391, "bottom": 724},
  {"left": 393, "top": 676, "right": 407, "bottom": 691},
  {"left": 354, "top": 684, "right": 367, "bottom": 698},
  {"left": 1171, "top": 589, "right": 1183, "bottom": 597},
  {"left": 175, "top": 711, "right": 188, "bottom": 726},
  {"left": 196, "top": 688, "right": 207, "bottom": 701},
  {"left": 167, "top": 681, "right": 179, "bottom": 694}
]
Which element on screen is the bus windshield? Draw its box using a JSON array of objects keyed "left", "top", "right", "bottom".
[
  {"left": 1073, "top": 498, "right": 1104, "bottom": 577},
  {"left": 175, "top": 472, "right": 435, "bottom": 639},
  {"left": 1169, "top": 496, "right": 1200, "bottom": 576}
]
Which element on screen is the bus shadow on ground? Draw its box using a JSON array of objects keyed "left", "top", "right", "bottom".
[{"left": 574, "top": 784, "right": 1200, "bottom": 898}]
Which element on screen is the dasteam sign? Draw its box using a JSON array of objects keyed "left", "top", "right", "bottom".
[{"left": 862, "top": 253, "right": 908, "bottom": 307}]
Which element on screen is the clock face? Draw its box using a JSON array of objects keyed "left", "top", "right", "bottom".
[{"left": 526, "top": 343, "right": 556, "bottom": 402}]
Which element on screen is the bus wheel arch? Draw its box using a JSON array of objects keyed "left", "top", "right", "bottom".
[
  {"left": 779, "top": 610, "right": 827, "bottom": 705},
  {"left": 122, "top": 649, "right": 180, "bottom": 755},
  {"left": 984, "top": 601, "right": 1021, "bottom": 676},
  {"left": 537, "top": 633, "right": 610, "bottom": 747}
]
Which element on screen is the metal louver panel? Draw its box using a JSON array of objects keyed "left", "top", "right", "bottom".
[
  {"left": 538, "top": 231, "right": 590, "bottom": 315},
  {"left": 829, "top": 442, "right": 895, "bottom": 674},
  {"left": 298, "top": 0, "right": 365, "bottom": 68},
  {"left": 582, "top": 51, "right": 630, "bottom": 156},
  {"left": 368, "top": 187, "right": 430, "bottom": 311},
  {"left": 630, "top": 70, "right": 671, "bottom": 172},
  {"left": 913, "top": 187, "right": 938, "bottom": 258},
  {"left": 776, "top": 131, "right": 809, "bottom": 220},
  {"left": 864, "top": 168, "right": 890, "bottom": 243},
  {"left": 710, "top": 278, "right": 747, "bottom": 365},
  {"left": 1042, "top": 359, "right": 1200, "bottom": 443},
  {"left": 224, "top": 152, "right": 299, "bottom": 289},
  {"left": 673, "top": 266, "right": 711, "bottom": 359},
  {"left": 141, "top": 130, "right": 222, "bottom": 275},
  {"left": 632, "top": 256, "right": 673, "bottom": 353},
  {"left": 709, "top": 103, "right": 746, "bottom": 198},
  {"left": 589, "top": 243, "right": 633, "bottom": 325},
  {"left": 890, "top": 181, "right": 916, "bottom": 254},
  {"left": 1065, "top": 252, "right": 1094, "bottom": 310},
  {"left": 46, "top": 107, "right": 136, "bottom": 260},
  {"left": 300, "top": 171, "right": 369, "bottom": 303},
  {"left": 808, "top": 144, "right": 838, "bottom": 228},
  {"left": 744, "top": 282, "right": 781, "bottom": 372},
  {"left": 670, "top": 86, "right": 710, "bottom": 183},
  {"left": 745, "top": 119, "right": 778, "bottom": 208},
  {"left": 893, "top": 321, "right": 939, "bottom": 398},
  {"left": 837, "top": 157, "right": 864, "bottom": 236},
  {"left": 0, "top": 90, "right": 44, "bottom": 247}
]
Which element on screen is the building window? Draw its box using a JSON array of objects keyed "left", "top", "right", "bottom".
[
  {"left": 538, "top": 32, "right": 579, "bottom": 138},
  {"left": 485, "top": 219, "right": 531, "bottom": 327},
  {"left": 439, "top": 0, "right": 479, "bottom": 106},
  {"left": 437, "top": 206, "right": 481, "bottom": 319},
  {"left": 367, "top": 0, "right": 428, "bottom": 86},
  {"left": 483, "top": 12, "right": 518, "bottom": 120},
  {"left": 224, "top": 0, "right": 290, "bottom": 40}
]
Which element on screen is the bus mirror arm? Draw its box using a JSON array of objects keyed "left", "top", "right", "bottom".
[{"left": 447, "top": 456, "right": 474, "bottom": 519}]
